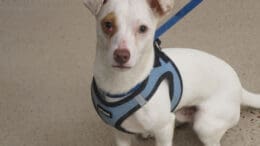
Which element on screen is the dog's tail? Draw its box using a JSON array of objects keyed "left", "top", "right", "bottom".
[{"left": 241, "top": 88, "right": 260, "bottom": 108}]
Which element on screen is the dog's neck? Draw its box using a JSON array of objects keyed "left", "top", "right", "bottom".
[{"left": 93, "top": 43, "right": 155, "bottom": 94}]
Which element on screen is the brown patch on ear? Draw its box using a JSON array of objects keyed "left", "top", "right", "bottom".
[
  {"left": 148, "top": 0, "right": 174, "bottom": 16},
  {"left": 101, "top": 12, "right": 118, "bottom": 38},
  {"left": 148, "top": 0, "right": 164, "bottom": 16}
]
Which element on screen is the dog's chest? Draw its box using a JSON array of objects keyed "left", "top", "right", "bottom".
[{"left": 121, "top": 80, "right": 173, "bottom": 133}]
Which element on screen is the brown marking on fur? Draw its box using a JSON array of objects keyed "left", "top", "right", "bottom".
[
  {"left": 101, "top": 12, "right": 117, "bottom": 38},
  {"left": 148, "top": 0, "right": 164, "bottom": 16}
]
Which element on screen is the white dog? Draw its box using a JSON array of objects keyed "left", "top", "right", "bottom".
[{"left": 84, "top": 0, "right": 260, "bottom": 146}]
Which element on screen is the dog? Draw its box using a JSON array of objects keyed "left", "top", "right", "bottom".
[{"left": 84, "top": 0, "right": 260, "bottom": 146}]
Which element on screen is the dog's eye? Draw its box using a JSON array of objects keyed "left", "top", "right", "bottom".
[
  {"left": 104, "top": 21, "right": 113, "bottom": 30},
  {"left": 101, "top": 13, "right": 117, "bottom": 37},
  {"left": 139, "top": 25, "right": 148, "bottom": 33}
]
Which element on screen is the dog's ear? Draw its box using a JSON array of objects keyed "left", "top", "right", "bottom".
[
  {"left": 83, "top": 0, "right": 104, "bottom": 16},
  {"left": 147, "top": 0, "right": 174, "bottom": 17}
]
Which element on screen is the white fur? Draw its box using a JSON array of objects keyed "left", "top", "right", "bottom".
[{"left": 84, "top": 0, "right": 260, "bottom": 146}]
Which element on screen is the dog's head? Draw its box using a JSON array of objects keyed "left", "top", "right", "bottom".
[{"left": 84, "top": 0, "right": 174, "bottom": 69}]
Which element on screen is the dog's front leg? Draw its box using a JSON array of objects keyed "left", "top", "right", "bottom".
[
  {"left": 154, "top": 114, "right": 175, "bottom": 146},
  {"left": 115, "top": 131, "right": 132, "bottom": 146}
]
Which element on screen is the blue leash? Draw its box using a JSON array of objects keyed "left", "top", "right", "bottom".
[{"left": 155, "top": 0, "right": 203, "bottom": 39}]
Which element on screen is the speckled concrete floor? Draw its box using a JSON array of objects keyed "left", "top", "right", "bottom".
[{"left": 0, "top": 0, "right": 259, "bottom": 146}]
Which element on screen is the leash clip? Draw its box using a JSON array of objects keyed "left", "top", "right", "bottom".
[{"left": 154, "top": 38, "right": 162, "bottom": 50}]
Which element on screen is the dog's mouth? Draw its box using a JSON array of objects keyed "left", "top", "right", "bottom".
[{"left": 112, "top": 65, "right": 132, "bottom": 69}]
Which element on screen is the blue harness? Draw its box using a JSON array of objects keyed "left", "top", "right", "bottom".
[{"left": 91, "top": 0, "right": 203, "bottom": 134}]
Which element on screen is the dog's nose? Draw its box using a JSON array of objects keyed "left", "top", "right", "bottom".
[{"left": 113, "top": 49, "right": 130, "bottom": 65}]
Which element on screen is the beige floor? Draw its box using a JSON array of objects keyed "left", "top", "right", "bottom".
[{"left": 0, "top": 0, "right": 260, "bottom": 146}]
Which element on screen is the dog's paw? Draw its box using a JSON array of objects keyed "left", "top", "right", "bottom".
[{"left": 136, "top": 133, "right": 154, "bottom": 141}]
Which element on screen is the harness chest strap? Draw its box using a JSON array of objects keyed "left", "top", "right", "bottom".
[{"left": 91, "top": 48, "right": 183, "bottom": 134}]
